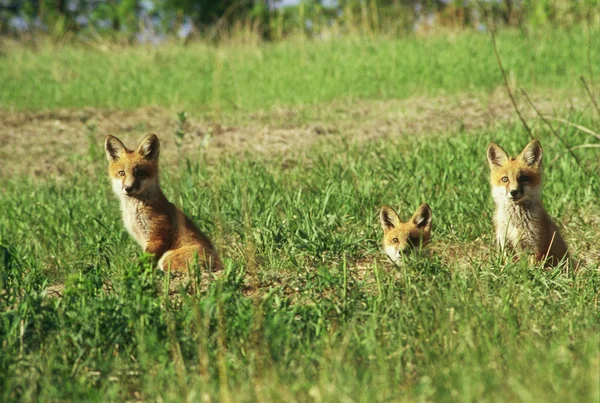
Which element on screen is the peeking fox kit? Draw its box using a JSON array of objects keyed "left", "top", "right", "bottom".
[
  {"left": 487, "top": 140, "right": 569, "bottom": 267},
  {"left": 380, "top": 204, "right": 432, "bottom": 264},
  {"left": 105, "top": 134, "right": 221, "bottom": 272}
]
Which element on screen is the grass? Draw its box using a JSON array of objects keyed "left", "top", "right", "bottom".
[
  {"left": 1, "top": 26, "right": 599, "bottom": 401},
  {"left": 1, "top": 112, "right": 599, "bottom": 400},
  {"left": 0, "top": 27, "right": 598, "bottom": 111}
]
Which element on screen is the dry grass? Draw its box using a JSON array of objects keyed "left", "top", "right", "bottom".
[{"left": 0, "top": 88, "right": 591, "bottom": 178}]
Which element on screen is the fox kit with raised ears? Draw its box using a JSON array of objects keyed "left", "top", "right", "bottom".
[
  {"left": 487, "top": 139, "right": 569, "bottom": 267},
  {"left": 104, "top": 134, "right": 221, "bottom": 272},
  {"left": 380, "top": 204, "right": 432, "bottom": 264}
]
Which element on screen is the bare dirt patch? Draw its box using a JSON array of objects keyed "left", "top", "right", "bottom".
[{"left": 0, "top": 88, "right": 592, "bottom": 178}]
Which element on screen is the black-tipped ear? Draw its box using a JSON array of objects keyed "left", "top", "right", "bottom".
[
  {"left": 411, "top": 203, "right": 432, "bottom": 229},
  {"left": 136, "top": 134, "right": 160, "bottom": 160},
  {"left": 105, "top": 135, "right": 126, "bottom": 162},
  {"left": 519, "top": 139, "right": 543, "bottom": 167},
  {"left": 487, "top": 142, "right": 509, "bottom": 169},
  {"left": 380, "top": 205, "right": 402, "bottom": 230}
]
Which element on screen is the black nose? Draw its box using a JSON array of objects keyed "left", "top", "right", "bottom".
[
  {"left": 510, "top": 190, "right": 519, "bottom": 197},
  {"left": 125, "top": 186, "right": 135, "bottom": 194}
]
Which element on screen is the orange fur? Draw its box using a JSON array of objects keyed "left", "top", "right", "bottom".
[
  {"left": 105, "top": 134, "right": 222, "bottom": 273},
  {"left": 487, "top": 140, "right": 569, "bottom": 267},
  {"left": 380, "top": 204, "right": 432, "bottom": 264}
]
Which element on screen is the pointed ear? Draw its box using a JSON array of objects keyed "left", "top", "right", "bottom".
[
  {"left": 136, "top": 134, "right": 160, "bottom": 160},
  {"left": 487, "top": 142, "right": 509, "bottom": 169},
  {"left": 380, "top": 205, "right": 402, "bottom": 230},
  {"left": 411, "top": 203, "right": 432, "bottom": 229},
  {"left": 519, "top": 139, "right": 543, "bottom": 167},
  {"left": 105, "top": 135, "right": 126, "bottom": 162}
]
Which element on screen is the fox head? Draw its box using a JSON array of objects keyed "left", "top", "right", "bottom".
[
  {"left": 104, "top": 134, "right": 160, "bottom": 197},
  {"left": 380, "top": 204, "right": 432, "bottom": 264},
  {"left": 487, "top": 140, "right": 543, "bottom": 205}
]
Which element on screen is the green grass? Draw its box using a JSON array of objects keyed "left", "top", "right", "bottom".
[
  {"left": 1, "top": 112, "right": 599, "bottom": 400},
  {"left": 0, "top": 27, "right": 598, "bottom": 111}
]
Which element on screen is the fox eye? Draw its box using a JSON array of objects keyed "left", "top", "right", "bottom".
[
  {"left": 519, "top": 175, "right": 529, "bottom": 182},
  {"left": 136, "top": 170, "right": 146, "bottom": 178},
  {"left": 501, "top": 176, "right": 509, "bottom": 183},
  {"left": 118, "top": 170, "right": 125, "bottom": 177},
  {"left": 392, "top": 238, "right": 399, "bottom": 244}
]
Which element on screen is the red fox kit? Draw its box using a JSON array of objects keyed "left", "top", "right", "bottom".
[
  {"left": 487, "top": 139, "right": 569, "bottom": 267},
  {"left": 380, "top": 204, "right": 432, "bottom": 264},
  {"left": 104, "top": 134, "right": 221, "bottom": 272}
]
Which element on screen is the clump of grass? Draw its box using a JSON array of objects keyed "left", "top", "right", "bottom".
[{"left": 174, "top": 111, "right": 188, "bottom": 151}]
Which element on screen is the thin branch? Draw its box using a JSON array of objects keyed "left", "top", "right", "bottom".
[
  {"left": 480, "top": 2, "right": 533, "bottom": 139},
  {"left": 585, "top": 4, "right": 595, "bottom": 93},
  {"left": 540, "top": 117, "right": 600, "bottom": 141},
  {"left": 550, "top": 144, "right": 600, "bottom": 164},
  {"left": 571, "top": 144, "right": 600, "bottom": 150},
  {"left": 520, "top": 89, "right": 583, "bottom": 167},
  {"left": 580, "top": 76, "right": 600, "bottom": 117}
]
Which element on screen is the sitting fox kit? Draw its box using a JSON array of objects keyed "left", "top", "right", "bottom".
[
  {"left": 380, "top": 204, "right": 432, "bottom": 264},
  {"left": 487, "top": 139, "right": 569, "bottom": 266},
  {"left": 104, "top": 134, "right": 221, "bottom": 272}
]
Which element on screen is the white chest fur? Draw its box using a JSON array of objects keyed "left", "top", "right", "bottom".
[
  {"left": 112, "top": 178, "right": 153, "bottom": 248},
  {"left": 494, "top": 201, "right": 543, "bottom": 252},
  {"left": 118, "top": 196, "right": 152, "bottom": 249}
]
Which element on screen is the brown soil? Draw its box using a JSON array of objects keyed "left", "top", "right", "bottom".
[{"left": 0, "top": 88, "right": 592, "bottom": 178}]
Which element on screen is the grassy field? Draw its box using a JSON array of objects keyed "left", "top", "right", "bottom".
[
  {"left": 1, "top": 27, "right": 599, "bottom": 402},
  {"left": 0, "top": 27, "right": 598, "bottom": 111}
]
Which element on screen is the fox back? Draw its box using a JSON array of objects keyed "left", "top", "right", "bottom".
[
  {"left": 380, "top": 204, "right": 432, "bottom": 264},
  {"left": 487, "top": 140, "right": 568, "bottom": 266}
]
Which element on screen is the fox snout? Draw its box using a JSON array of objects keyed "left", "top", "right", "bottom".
[
  {"left": 385, "top": 238, "right": 424, "bottom": 263},
  {"left": 109, "top": 167, "right": 145, "bottom": 196},
  {"left": 507, "top": 185, "right": 523, "bottom": 202},
  {"left": 122, "top": 178, "right": 141, "bottom": 195},
  {"left": 125, "top": 185, "right": 137, "bottom": 195},
  {"left": 111, "top": 176, "right": 141, "bottom": 197},
  {"left": 492, "top": 178, "right": 531, "bottom": 204}
]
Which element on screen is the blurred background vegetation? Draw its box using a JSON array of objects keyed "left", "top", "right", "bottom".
[{"left": 0, "top": 0, "right": 598, "bottom": 44}]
